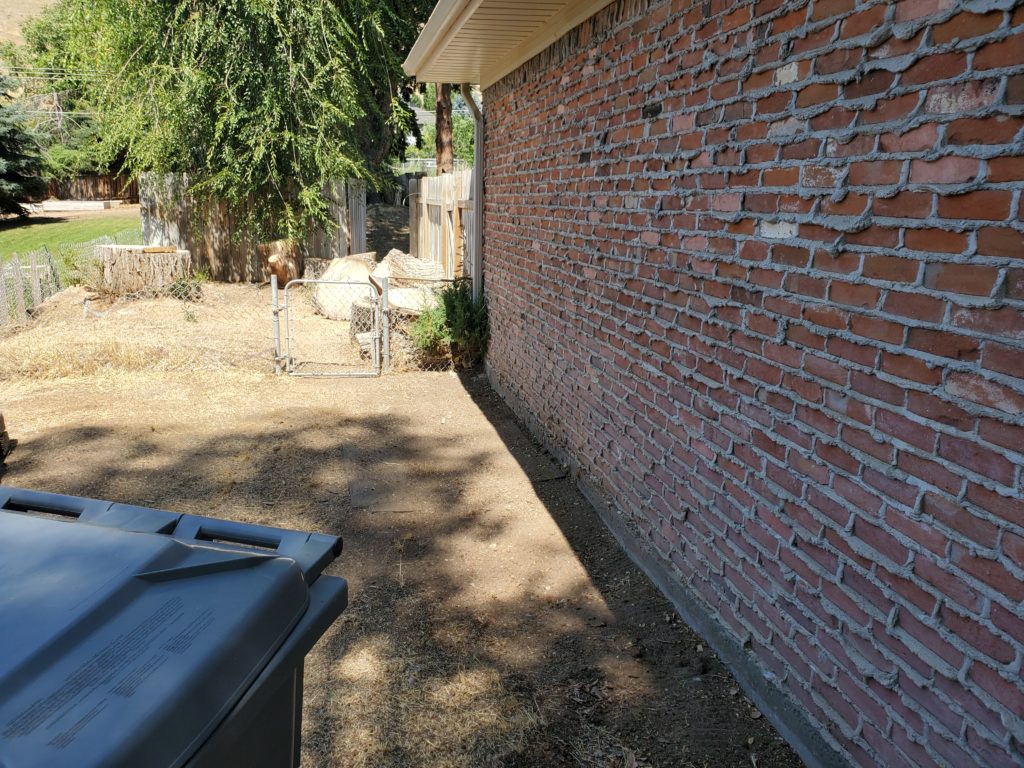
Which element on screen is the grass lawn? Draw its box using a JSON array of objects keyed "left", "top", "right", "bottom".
[{"left": 0, "top": 213, "right": 142, "bottom": 259}]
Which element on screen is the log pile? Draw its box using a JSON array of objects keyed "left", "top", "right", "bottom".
[{"left": 98, "top": 245, "right": 192, "bottom": 296}]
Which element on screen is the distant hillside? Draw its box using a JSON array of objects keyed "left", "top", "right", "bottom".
[{"left": 1, "top": 0, "right": 54, "bottom": 47}]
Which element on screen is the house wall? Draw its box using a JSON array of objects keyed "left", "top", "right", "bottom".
[{"left": 482, "top": 1, "right": 1024, "bottom": 766}]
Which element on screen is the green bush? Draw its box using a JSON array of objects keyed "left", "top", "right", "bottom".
[
  {"left": 408, "top": 299, "right": 450, "bottom": 359},
  {"left": 409, "top": 280, "right": 489, "bottom": 368}
]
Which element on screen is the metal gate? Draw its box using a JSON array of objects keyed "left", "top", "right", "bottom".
[{"left": 272, "top": 276, "right": 389, "bottom": 377}]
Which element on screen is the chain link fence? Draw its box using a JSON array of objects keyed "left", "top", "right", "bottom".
[
  {"left": 277, "top": 278, "right": 382, "bottom": 376},
  {"left": 1, "top": 231, "right": 460, "bottom": 380},
  {"left": 384, "top": 278, "right": 456, "bottom": 372},
  {"left": 1, "top": 227, "right": 141, "bottom": 326}
]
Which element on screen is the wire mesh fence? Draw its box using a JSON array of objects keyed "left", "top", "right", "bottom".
[
  {"left": 384, "top": 278, "right": 457, "bottom": 372},
  {"left": 1, "top": 230, "right": 459, "bottom": 381},
  {"left": 0, "top": 227, "right": 141, "bottom": 327},
  {"left": 278, "top": 278, "right": 382, "bottom": 377}
]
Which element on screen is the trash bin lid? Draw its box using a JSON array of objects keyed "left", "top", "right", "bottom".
[{"left": 0, "top": 510, "right": 311, "bottom": 768}]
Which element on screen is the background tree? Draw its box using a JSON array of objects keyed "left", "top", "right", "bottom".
[
  {"left": 435, "top": 83, "right": 453, "bottom": 174},
  {"left": 0, "top": 76, "right": 46, "bottom": 218},
  {"left": 4, "top": 0, "right": 435, "bottom": 238}
]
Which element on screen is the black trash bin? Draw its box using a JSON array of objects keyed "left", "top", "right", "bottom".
[{"left": 0, "top": 486, "right": 348, "bottom": 768}]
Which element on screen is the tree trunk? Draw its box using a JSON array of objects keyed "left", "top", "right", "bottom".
[
  {"left": 98, "top": 245, "right": 192, "bottom": 296},
  {"left": 435, "top": 83, "right": 454, "bottom": 174}
]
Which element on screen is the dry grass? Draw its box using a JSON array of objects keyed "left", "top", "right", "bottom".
[
  {"left": 299, "top": 581, "right": 548, "bottom": 768},
  {"left": 0, "top": 282, "right": 451, "bottom": 381}
]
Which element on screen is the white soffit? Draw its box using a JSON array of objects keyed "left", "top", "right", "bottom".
[{"left": 404, "top": 0, "right": 613, "bottom": 89}]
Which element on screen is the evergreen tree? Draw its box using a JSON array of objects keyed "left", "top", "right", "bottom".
[{"left": 0, "top": 77, "right": 46, "bottom": 218}]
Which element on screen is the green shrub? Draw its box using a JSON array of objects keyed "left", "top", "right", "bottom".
[
  {"left": 408, "top": 299, "right": 451, "bottom": 359},
  {"left": 408, "top": 280, "right": 489, "bottom": 368},
  {"left": 441, "top": 280, "right": 489, "bottom": 367}
]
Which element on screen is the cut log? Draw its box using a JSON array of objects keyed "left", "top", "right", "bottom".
[
  {"left": 355, "top": 331, "right": 374, "bottom": 357},
  {"left": 372, "top": 249, "right": 445, "bottom": 286},
  {"left": 312, "top": 253, "right": 376, "bottom": 320},
  {"left": 348, "top": 299, "right": 377, "bottom": 343},
  {"left": 98, "top": 245, "right": 192, "bottom": 296}
]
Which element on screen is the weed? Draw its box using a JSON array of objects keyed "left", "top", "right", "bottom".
[{"left": 408, "top": 279, "right": 489, "bottom": 368}]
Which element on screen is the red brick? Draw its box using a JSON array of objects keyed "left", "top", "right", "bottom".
[
  {"left": 909, "top": 155, "right": 979, "bottom": 184},
  {"left": 797, "top": 82, "right": 839, "bottom": 107},
  {"left": 976, "top": 227, "right": 1024, "bottom": 259},
  {"left": 840, "top": 5, "right": 886, "bottom": 38},
  {"left": 979, "top": 417, "right": 1024, "bottom": 454},
  {"left": 931, "top": 11, "right": 1002, "bottom": 44},
  {"left": 850, "top": 314, "right": 904, "bottom": 344},
  {"left": 942, "top": 605, "right": 1015, "bottom": 664},
  {"left": 879, "top": 123, "right": 938, "bottom": 153},
  {"left": 875, "top": 191, "right": 933, "bottom": 219},
  {"left": 849, "top": 160, "right": 902, "bottom": 186},
  {"left": 926, "top": 80, "right": 1000, "bottom": 115},
  {"left": 863, "top": 255, "right": 920, "bottom": 281},
  {"left": 924, "top": 263, "right": 1000, "bottom": 297},
  {"left": 991, "top": 602, "right": 1024, "bottom": 646},
  {"left": 845, "top": 71, "right": 896, "bottom": 100},
  {"left": 922, "top": 492, "right": 999, "bottom": 549},
  {"left": 916, "top": 555, "right": 984, "bottom": 613},
  {"left": 830, "top": 281, "right": 880, "bottom": 308},
  {"left": 906, "top": 391, "right": 974, "bottom": 431},
  {"left": 897, "top": 451, "right": 963, "bottom": 495},
  {"left": 880, "top": 356, "right": 942, "bottom": 387},
  {"left": 968, "top": 661, "right": 1024, "bottom": 719},
  {"left": 903, "top": 228, "right": 968, "bottom": 254},
  {"left": 988, "top": 157, "right": 1024, "bottom": 183},
  {"left": 952, "top": 544, "right": 1024, "bottom": 602},
  {"left": 880, "top": 569, "right": 937, "bottom": 618},
  {"left": 881, "top": 291, "right": 945, "bottom": 322},
  {"left": 946, "top": 116, "right": 1024, "bottom": 146},
  {"left": 940, "top": 433, "right": 1015, "bottom": 485},
  {"left": 975, "top": 32, "right": 1024, "bottom": 70},
  {"left": 946, "top": 372, "right": 1024, "bottom": 416},
  {"left": 951, "top": 306, "right": 1024, "bottom": 340},
  {"left": 894, "top": 0, "right": 955, "bottom": 22},
  {"left": 876, "top": 409, "right": 936, "bottom": 451},
  {"left": 966, "top": 484, "right": 1022, "bottom": 528},
  {"left": 937, "top": 190, "right": 1013, "bottom": 222},
  {"left": 907, "top": 326, "right": 981, "bottom": 359},
  {"left": 854, "top": 518, "right": 910, "bottom": 565},
  {"left": 903, "top": 52, "right": 967, "bottom": 86}
]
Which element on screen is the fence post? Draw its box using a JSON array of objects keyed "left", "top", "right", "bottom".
[
  {"left": 43, "top": 246, "right": 59, "bottom": 293},
  {"left": 408, "top": 178, "right": 420, "bottom": 258},
  {"left": 0, "top": 264, "right": 9, "bottom": 327},
  {"left": 28, "top": 253, "right": 43, "bottom": 306},
  {"left": 348, "top": 180, "right": 367, "bottom": 255},
  {"left": 10, "top": 256, "right": 27, "bottom": 323},
  {"left": 381, "top": 276, "right": 390, "bottom": 373},
  {"left": 271, "top": 274, "right": 282, "bottom": 375}
]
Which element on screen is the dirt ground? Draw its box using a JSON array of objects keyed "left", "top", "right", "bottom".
[
  {"left": 1, "top": 374, "right": 803, "bottom": 766},
  {"left": 0, "top": 204, "right": 804, "bottom": 766}
]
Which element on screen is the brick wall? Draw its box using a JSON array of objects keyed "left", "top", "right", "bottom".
[{"left": 482, "top": 0, "right": 1024, "bottom": 765}]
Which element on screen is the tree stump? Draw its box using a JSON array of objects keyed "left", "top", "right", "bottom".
[
  {"left": 0, "top": 413, "right": 12, "bottom": 461},
  {"left": 98, "top": 245, "right": 192, "bottom": 296}
]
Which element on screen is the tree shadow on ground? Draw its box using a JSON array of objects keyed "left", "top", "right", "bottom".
[{"left": 2, "top": 375, "right": 802, "bottom": 768}]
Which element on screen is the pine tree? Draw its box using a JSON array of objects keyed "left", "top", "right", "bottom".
[{"left": 0, "top": 78, "right": 46, "bottom": 218}]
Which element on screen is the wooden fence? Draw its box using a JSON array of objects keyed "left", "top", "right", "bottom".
[
  {"left": 0, "top": 254, "right": 60, "bottom": 327},
  {"left": 48, "top": 174, "right": 139, "bottom": 202},
  {"left": 140, "top": 174, "right": 367, "bottom": 283},
  {"left": 409, "top": 170, "right": 475, "bottom": 280}
]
